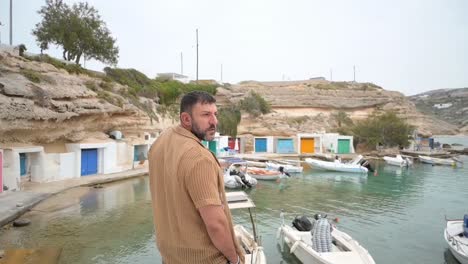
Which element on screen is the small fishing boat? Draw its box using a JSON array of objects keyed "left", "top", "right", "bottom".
[
  {"left": 247, "top": 167, "right": 285, "bottom": 181},
  {"left": 265, "top": 162, "right": 304, "bottom": 173},
  {"left": 418, "top": 155, "right": 461, "bottom": 166},
  {"left": 224, "top": 162, "right": 258, "bottom": 189},
  {"left": 226, "top": 191, "right": 267, "bottom": 264},
  {"left": 383, "top": 155, "right": 413, "bottom": 167},
  {"left": 305, "top": 155, "right": 371, "bottom": 173},
  {"left": 444, "top": 215, "right": 468, "bottom": 264},
  {"left": 277, "top": 213, "right": 375, "bottom": 264}
]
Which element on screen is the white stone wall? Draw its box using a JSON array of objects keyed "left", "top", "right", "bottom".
[
  {"left": 116, "top": 141, "right": 133, "bottom": 171},
  {"left": 2, "top": 149, "right": 19, "bottom": 191},
  {"left": 59, "top": 152, "right": 76, "bottom": 179}
]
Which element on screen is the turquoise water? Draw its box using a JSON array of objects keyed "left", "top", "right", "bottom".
[{"left": 0, "top": 157, "right": 467, "bottom": 264}]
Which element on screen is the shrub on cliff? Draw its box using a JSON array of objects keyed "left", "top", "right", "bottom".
[
  {"left": 217, "top": 106, "right": 241, "bottom": 138},
  {"left": 238, "top": 91, "right": 271, "bottom": 117},
  {"left": 351, "top": 112, "right": 414, "bottom": 149},
  {"left": 103, "top": 67, "right": 217, "bottom": 105}
]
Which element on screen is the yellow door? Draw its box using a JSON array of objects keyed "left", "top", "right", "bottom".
[{"left": 301, "top": 138, "right": 315, "bottom": 153}]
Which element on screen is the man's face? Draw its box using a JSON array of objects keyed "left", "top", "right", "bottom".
[{"left": 189, "top": 102, "right": 218, "bottom": 141}]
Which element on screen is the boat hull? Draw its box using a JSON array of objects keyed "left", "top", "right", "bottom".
[
  {"left": 278, "top": 225, "right": 375, "bottom": 264},
  {"left": 444, "top": 220, "right": 468, "bottom": 264},
  {"left": 419, "top": 155, "right": 456, "bottom": 166},
  {"left": 265, "top": 162, "right": 303, "bottom": 173},
  {"left": 248, "top": 168, "right": 282, "bottom": 180},
  {"left": 305, "top": 158, "right": 368, "bottom": 173},
  {"left": 383, "top": 155, "right": 411, "bottom": 167},
  {"left": 234, "top": 225, "right": 267, "bottom": 264}
]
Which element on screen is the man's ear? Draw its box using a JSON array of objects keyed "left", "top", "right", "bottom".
[{"left": 180, "top": 112, "right": 192, "bottom": 127}]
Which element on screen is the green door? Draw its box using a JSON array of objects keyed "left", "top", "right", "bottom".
[
  {"left": 208, "top": 141, "right": 217, "bottom": 155},
  {"left": 337, "top": 139, "right": 350, "bottom": 154}
]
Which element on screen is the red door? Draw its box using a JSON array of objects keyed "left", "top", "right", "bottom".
[
  {"left": 228, "top": 138, "right": 240, "bottom": 151},
  {"left": 228, "top": 138, "right": 236, "bottom": 149}
]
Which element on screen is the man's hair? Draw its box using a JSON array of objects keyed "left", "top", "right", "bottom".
[{"left": 180, "top": 91, "right": 216, "bottom": 115}]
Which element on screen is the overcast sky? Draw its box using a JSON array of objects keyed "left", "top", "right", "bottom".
[{"left": 1, "top": 0, "right": 467, "bottom": 95}]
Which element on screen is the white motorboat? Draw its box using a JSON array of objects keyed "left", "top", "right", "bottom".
[
  {"left": 224, "top": 162, "right": 258, "bottom": 189},
  {"left": 383, "top": 155, "right": 413, "bottom": 167},
  {"left": 265, "top": 162, "right": 304, "bottom": 173},
  {"left": 305, "top": 155, "right": 370, "bottom": 173},
  {"left": 277, "top": 214, "right": 375, "bottom": 264},
  {"left": 419, "top": 155, "right": 461, "bottom": 166},
  {"left": 226, "top": 192, "right": 267, "bottom": 264},
  {"left": 444, "top": 215, "right": 468, "bottom": 264},
  {"left": 247, "top": 167, "right": 286, "bottom": 181}
]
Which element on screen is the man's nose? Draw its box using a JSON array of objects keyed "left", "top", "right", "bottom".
[{"left": 211, "top": 114, "right": 218, "bottom": 125}]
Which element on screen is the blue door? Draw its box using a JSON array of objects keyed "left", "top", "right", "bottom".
[
  {"left": 20, "top": 153, "right": 27, "bottom": 176},
  {"left": 277, "top": 139, "right": 295, "bottom": 153},
  {"left": 134, "top": 145, "right": 147, "bottom": 161},
  {"left": 255, "top": 138, "right": 267, "bottom": 152},
  {"left": 81, "top": 149, "right": 98, "bottom": 176}
]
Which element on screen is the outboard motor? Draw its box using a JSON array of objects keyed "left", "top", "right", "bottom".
[
  {"left": 238, "top": 172, "right": 253, "bottom": 188},
  {"left": 292, "top": 215, "right": 313, "bottom": 231},
  {"left": 360, "top": 159, "right": 374, "bottom": 172},
  {"left": 464, "top": 214, "right": 468, "bottom": 237},
  {"left": 278, "top": 166, "right": 291, "bottom": 177}
]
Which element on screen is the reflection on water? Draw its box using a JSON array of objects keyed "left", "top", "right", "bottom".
[{"left": 0, "top": 159, "right": 467, "bottom": 264}]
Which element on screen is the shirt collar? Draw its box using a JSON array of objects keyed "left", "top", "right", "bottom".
[
  {"left": 174, "top": 125, "right": 220, "bottom": 166},
  {"left": 174, "top": 125, "right": 202, "bottom": 143}
]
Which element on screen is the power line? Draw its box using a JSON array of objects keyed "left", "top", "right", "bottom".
[{"left": 196, "top": 29, "right": 199, "bottom": 83}]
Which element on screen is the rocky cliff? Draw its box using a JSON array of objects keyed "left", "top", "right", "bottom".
[
  {"left": 409, "top": 88, "right": 468, "bottom": 133},
  {"left": 0, "top": 51, "right": 174, "bottom": 144},
  {"left": 215, "top": 80, "right": 460, "bottom": 137}
]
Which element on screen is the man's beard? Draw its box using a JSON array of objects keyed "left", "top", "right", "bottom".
[{"left": 191, "top": 122, "right": 216, "bottom": 141}]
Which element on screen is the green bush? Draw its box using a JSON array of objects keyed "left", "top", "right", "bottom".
[
  {"left": 287, "top": 116, "right": 310, "bottom": 126},
  {"left": 351, "top": 112, "right": 414, "bottom": 149},
  {"left": 238, "top": 91, "right": 271, "bottom": 117},
  {"left": 21, "top": 69, "right": 42, "bottom": 83},
  {"left": 24, "top": 54, "right": 88, "bottom": 75},
  {"left": 99, "top": 81, "right": 114, "bottom": 91},
  {"left": 103, "top": 67, "right": 152, "bottom": 90},
  {"left": 315, "top": 82, "right": 349, "bottom": 90},
  {"left": 217, "top": 106, "right": 241, "bottom": 138},
  {"left": 84, "top": 81, "right": 98, "bottom": 91}
]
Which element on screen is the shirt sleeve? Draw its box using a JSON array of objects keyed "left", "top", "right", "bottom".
[{"left": 183, "top": 154, "right": 222, "bottom": 209}]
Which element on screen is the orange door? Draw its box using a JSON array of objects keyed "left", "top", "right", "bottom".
[{"left": 301, "top": 138, "right": 315, "bottom": 153}]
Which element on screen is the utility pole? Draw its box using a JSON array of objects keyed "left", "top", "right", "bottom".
[
  {"left": 180, "top": 52, "right": 183, "bottom": 75},
  {"left": 353, "top": 65, "right": 356, "bottom": 82},
  {"left": 220, "top": 64, "right": 223, "bottom": 83},
  {"left": 196, "top": 29, "right": 199, "bottom": 83},
  {"left": 330, "top": 68, "right": 333, "bottom": 81},
  {"left": 9, "top": 0, "right": 13, "bottom": 45}
]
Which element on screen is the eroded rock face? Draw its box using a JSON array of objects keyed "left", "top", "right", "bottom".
[
  {"left": 216, "top": 81, "right": 459, "bottom": 137},
  {"left": 0, "top": 51, "right": 170, "bottom": 143}
]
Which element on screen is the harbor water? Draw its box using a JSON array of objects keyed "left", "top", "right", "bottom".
[{"left": 0, "top": 157, "right": 467, "bottom": 264}]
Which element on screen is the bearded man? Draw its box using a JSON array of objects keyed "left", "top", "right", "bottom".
[{"left": 148, "top": 91, "right": 244, "bottom": 264}]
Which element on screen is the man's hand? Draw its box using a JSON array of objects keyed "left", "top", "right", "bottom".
[{"left": 199, "top": 205, "right": 238, "bottom": 263}]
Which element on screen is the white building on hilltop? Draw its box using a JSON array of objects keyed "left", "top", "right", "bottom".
[{"left": 157, "top": 73, "right": 189, "bottom": 83}]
